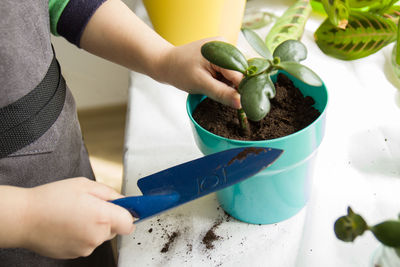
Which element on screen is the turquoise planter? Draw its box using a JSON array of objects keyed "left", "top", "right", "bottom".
[{"left": 186, "top": 71, "right": 328, "bottom": 224}]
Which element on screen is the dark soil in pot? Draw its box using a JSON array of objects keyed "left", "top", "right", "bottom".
[{"left": 192, "top": 73, "right": 321, "bottom": 141}]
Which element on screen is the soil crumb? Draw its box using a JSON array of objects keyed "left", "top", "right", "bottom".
[
  {"left": 160, "top": 231, "right": 180, "bottom": 253},
  {"left": 202, "top": 220, "right": 223, "bottom": 250}
]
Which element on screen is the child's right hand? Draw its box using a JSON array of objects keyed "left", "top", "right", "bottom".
[{"left": 21, "top": 177, "right": 134, "bottom": 259}]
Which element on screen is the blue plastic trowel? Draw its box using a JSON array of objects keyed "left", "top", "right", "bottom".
[{"left": 111, "top": 147, "right": 283, "bottom": 222}]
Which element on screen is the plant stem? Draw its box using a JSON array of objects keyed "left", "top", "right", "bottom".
[{"left": 237, "top": 108, "right": 250, "bottom": 136}]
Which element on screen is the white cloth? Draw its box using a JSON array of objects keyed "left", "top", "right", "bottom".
[{"left": 118, "top": 1, "right": 400, "bottom": 266}]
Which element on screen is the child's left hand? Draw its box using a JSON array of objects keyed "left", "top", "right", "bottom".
[{"left": 154, "top": 37, "right": 243, "bottom": 109}]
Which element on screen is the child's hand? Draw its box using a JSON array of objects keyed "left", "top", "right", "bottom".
[
  {"left": 80, "top": 1, "right": 241, "bottom": 109},
  {"left": 21, "top": 178, "right": 134, "bottom": 259},
  {"left": 157, "top": 38, "right": 243, "bottom": 109}
]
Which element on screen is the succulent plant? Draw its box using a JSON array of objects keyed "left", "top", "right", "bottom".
[
  {"left": 200, "top": 28, "right": 322, "bottom": 135},
  {"left": 334, "top": 207, "right": 400, "bottom": 258}
]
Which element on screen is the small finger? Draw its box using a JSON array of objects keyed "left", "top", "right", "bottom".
[
  {"left": 200, "top": 73, "right": 241, "bottom": 109},
  {"left": 212, "top": 64, "right": 244, "bottom": 87},
  {"left": 107, "top": 203, "right": 135, "bottom": 235}
]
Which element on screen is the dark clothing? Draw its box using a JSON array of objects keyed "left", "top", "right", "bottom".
[
  {"left": 0, "top": 0, "right": 115, "bottom": 266},
  {"left": 57, "top": 0, "right": 107, "bottom": 46}
]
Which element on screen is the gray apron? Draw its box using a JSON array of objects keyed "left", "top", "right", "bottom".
[{"left": 0, "top": 0, "right": 116, "bottom": 266}]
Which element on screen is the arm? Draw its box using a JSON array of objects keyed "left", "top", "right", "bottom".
[
  {"left": 0, "top": 186, "right": 30, "bottom": 248},
  {"left": 0, "top": 178, "right": 134, "bottom": 259},
  {"left": 78, "top": 0, "right": 242, "bottom": 109}
]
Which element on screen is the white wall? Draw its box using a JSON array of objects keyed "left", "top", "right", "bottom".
[{"left": 52, "top": 0, "right": 141, "bottom": 110}]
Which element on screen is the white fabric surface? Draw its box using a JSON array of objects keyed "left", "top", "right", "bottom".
[{"left": 118, "top": 1, "right": 400, "bottom": 266}]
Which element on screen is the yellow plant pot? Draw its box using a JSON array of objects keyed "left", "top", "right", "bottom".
[{"left": 143, "top": 0, "right": 246, "bottom": 45}]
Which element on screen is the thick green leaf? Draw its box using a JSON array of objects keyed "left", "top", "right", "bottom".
[
  {"left": 273, "top": 40, "right": 308, "bottom": 62},
  {"left": 371, "top": 220, "right": 400, "bottom": 247},
  {"left": 265, "top": 0, "right": 312, "bottom": 52},
  {"left": 277, "top": 61, "right": 323, "bottom": 86},
  {"left": 201, "top": 41, "right": 248, "bottom": 73},
  {"left": 247, "top": 58, "right": 271, "bottom": 76},
  {"left": 238, "top": 73, "right": 275, "bottom": 121},
  {"left": 321, "top": 0, "right": 350, "bottom": 29},
  {"left": 334, "top": 207, "right": 368, "bottom": 242},
  {"left": 314, "top": 11, "right": 397, "bottom": 60},
  {"left": 242, "top": 28, "right": 272, "bottom": 59}
]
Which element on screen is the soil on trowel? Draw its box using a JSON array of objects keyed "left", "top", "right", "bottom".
[{"left": 192, "top": 73, "right": 321, "bottom": 141}]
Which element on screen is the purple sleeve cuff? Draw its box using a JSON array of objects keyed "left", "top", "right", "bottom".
[{"left": 57, "top": 0, "right": 107, "bottom": 47}]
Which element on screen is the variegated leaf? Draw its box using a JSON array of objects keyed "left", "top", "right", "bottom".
[
  {"left": 265, "top": 0, "right": 312, "bottom": 53},
  {"left": 348, "top": 0, "right": 381, "bottom": 9},
  {"left": 396, "top": 10, "right": 400, "bottom": 65},
  {"left": 382, "top": 4, "right": 400, "bottom": 23},
  {"left": 242, "top": 9, "right": 276, "bottom": 30},
  {"left": 321, "top": 0, "right": 350, "bottom": 29},
  {"left": 314, "top": 11, "right": 397, "bottom": 60},
  {"left": 368, "top": 0, "right": 398, "bottom": 13}
]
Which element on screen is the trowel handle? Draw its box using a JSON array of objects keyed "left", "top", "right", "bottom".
[{"left": 110, "top": 193, "right": 180, "bottom": 220}]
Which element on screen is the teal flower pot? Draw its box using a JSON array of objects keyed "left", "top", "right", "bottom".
[{"left": 186, "top": 71, "right": 328, "bottom": 224}]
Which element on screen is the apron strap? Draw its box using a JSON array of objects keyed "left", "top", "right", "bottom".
[{"left": 0, "top": 49, "right": 66, "bottom": 158}]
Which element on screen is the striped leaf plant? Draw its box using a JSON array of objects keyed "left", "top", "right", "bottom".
[
  {"left": 313, "top": 0, "right": 400, "bottom": 60},
  {"left": 264, "top": 0, "right": 312, "bottom": 53}
]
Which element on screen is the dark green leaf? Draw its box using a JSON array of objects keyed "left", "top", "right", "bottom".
[
  {"left": 201, "top": 41, "right": 248, "bottom": 73},
  {"left": 334, "top": 207, "right": 368, "bottom": 242},
  {"left": 241, "top": 28, "right": 272, "bottom": 59},
  {"left": 273, "top": 40, "right": 308, "bottom": 62},
  {"left": 277, "top": 61, "right": 323, "bottom": 86},
  {"left": 371, "top": 220, "right": 400, "bottom": 247},
  {"left": 238, "top": 73, "right": 275, "bottom": 121},
  {"left": 247, "top": 58, "right": 271, "bottom": 76},
  {"left": 314, "top": 12, "right": 397, "bottom": 60}
]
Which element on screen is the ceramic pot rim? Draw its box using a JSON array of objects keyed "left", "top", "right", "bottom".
[{"left": 186, "top": 88, "right": 328, "bottom": 145}]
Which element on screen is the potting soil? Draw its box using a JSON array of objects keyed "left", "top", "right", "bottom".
[{"left": 192, "top": 73, "right": 321, "bottom": 141}]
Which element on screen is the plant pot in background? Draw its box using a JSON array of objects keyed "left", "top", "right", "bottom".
[
  {"left": 186, "top": 71, "right": 328, "bottom": 224},
  {"left": 142, "top": 0, "right": 246, "bottom": 45}
]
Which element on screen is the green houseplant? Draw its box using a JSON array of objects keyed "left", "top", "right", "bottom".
[
  {"left": 200, "top": 29, "right": 323, "bottom": 136},
  {"left": 186, "top": 24, "right": 328, "bottom": 224},
  {"left": 312, "top": 0, "right": 400, "bottom": 62},
  {"left": 334, "top": 207, "right": 400, "bottom": 266}
]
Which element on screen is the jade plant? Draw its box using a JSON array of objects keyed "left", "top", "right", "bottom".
[
  {"left": 334, "top": 207, "right": 400, "bottom": 257},
  {"left": 200, "top": 28, "right": 322, "bottom": 136}
]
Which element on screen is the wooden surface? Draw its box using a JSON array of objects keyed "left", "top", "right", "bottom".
[{"left": 78, "top": 104, "right": 127, "bottom": 192}]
